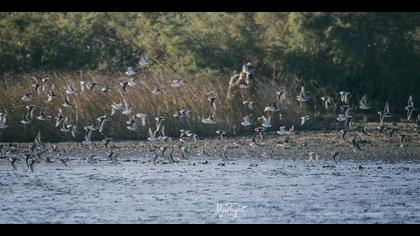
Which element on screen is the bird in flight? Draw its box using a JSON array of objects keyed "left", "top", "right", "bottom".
[
  {"left": 359, "top": 94, "right": 371, "bottom": 110},
  {"left": 296, "top": 86, "right": 310, "bottom": 103},
  {"left": 321, "top": 96, "right": 333, "bottom": 110},
  {"left": 125, "top": 67, "right": 137, "bottom": 76},
  {"left": 405, "top": 95, "right": 416, "bottom": 120},
  {"left": 241, "top": 115, "right": 252, "bottom": 127}
]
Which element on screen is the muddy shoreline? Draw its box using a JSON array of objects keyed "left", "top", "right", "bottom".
[
  {"left": 1, "top": 123, "right": 420, "bottom": 223},
  {"left": 2, "top": 123, "right": 420, "bottom": 162}
]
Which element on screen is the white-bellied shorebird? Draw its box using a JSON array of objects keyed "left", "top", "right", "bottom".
[
  {"left": 122, "top": 99, "right": 132, "bottom": 115},
  {"left": 405, "top": 95, "right": 416, "bottom": 120},
  {"left": 321, "top": 96, "right": 333, "bottom": 110},
  {"left": 339, "top": 91, "right": 351, "bottom": 105},
  {"left": 296, "top": 86, "right": 310, "bottom": 103},
  {"left": 125, "top": 67, "right": 137, "bottom": 76},
  {"left": 201, "top": 112, "right": 216, "bottom": 124},
  {"left": 0, "top": 112, "right": 9, "bottom": 129},
  {"left": 136, "top": 113, "right": 147, "bottom": 126},
  {"left": 120, "top": 81, "right": 129, "bottom": 93},
  {"left": 300, "top": 115, "right": 310, "bottom": 126},
  {"left": 152, "top": 87, "right": 162, "bottom": 96},
  {"left": 171, "top": 79, "right": 183, "bottom": 88},
  {"left": 243, "top": 100, "right": 256, "bottom": 110},
  {"left": 258, "top": 115, "right": 272, "bottom": 128},
  {"left": 21, "top": 93, "right": 33, "bottom": 102},
  {"left": 111, "top": 102, "right": 123, "bottom": 116},
  {"left": 359, "top": 94, "right": 371, "bottom": 110},
  {"left": 241, "top": 115, "right": 252, "bottom": 127}
]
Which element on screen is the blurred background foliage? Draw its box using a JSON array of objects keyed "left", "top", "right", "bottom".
[
  {"left": 1, "top": 13, "right": 420, "bottom": 100},
  {"left": 1, "top": 12, "right": 420, "bottom": 141}
]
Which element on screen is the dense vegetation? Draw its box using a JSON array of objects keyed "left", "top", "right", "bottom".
[{"left": 1, "top": 12, "right": 420, "bottom": 141}]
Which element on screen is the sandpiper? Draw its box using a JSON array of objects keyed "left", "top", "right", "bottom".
[
  {"left": 276, "top": 126, "right": 287, "bottom": 136},
  {"left": 107, "top": 151, "right": 119, "bottom": 164},
  {"left": 97, "top": 115, "right": 107, "bottom": 133},
  {"left": 47, "top": 85, "right": 59, "bottom": 102},
  {"left": 399, "top": 134, "right": 408, "bottom": 149},
  {"left": 25, "top": 105, "right": 35, "bottom": 120},
  {"left": 127, "top": 78, "right": 138, "bottom": 87},
  {"left": 139, "top": 54, "right": 149, "bottom": 66},
  {"left": 276, "top": 91, "right": 287, "bottom": 104},
  {"left": 8, "top": 155, "right": 19, "bottom": 170},
  {"left": 168, "top": 147, "right": 180, "bottom": 163},
  {"left": 65, "top": 83, "right": 77, "bottom": 95},
  {"left": 207, "top": 96, "right": 217, "bottom": 110},
  {"left": 63, "top": 95, "right": 73, "bottom": 108},
  {"left": 0, "top": 112, "right": 9, "bottom": 129},
  {"left": 102, "top": 137, "right": 113, "bottom": 152},
  {"left": 321, "top": 96, "right": 333, "bottom": 110},
  {"left": 243, "top": 100, "right": 256, "bottom": 110},
  {"left": 339, "top": 91, "right": 351, "bottom": 105},
  {"left": 21, "top": 93, "right": 33, "bottom": 102},
  {"left": 350, "top": 138, "right": 362, "bottom": 150},
  {"left": 24, "top": 153, "right": 38, "bottom": 173},
  {"left": 101, "top": 85, "right": 112, "bottom": 93},
  {"left": 359, "top": 94, "right": 371, "bottom": 110},
  {"left": 264, "top": 102, "right": 280, "bottom": 112},
  {"left": 80, "top": 81, "right": 87, "bottom": 92},
  {"left": 171, "top": 79, "right": 183, "bottom": 88},
  {"left": 87, "top": 81, "right": 99, "bottom": 92},
  {"left": 147, "top": 128, "right": 158, "bottom": 142},
  {"left": 201, "top": 113, "right": 216, "bottom": 124},
  {"left": 122, "top": 99, "right": 132, "bottom": 115},
  {"left": 332, "top": 151, "right": 339, "bottom": 164},
  {"left": 31, "top": 76, "right": 43, "bottom": 95},
  {"left": 20, "top": 113, "right": 32, "bottom": 125},
  {"left": 34, "top": 131, "right": 42, "bottom": 146},
  {"left": 339, "top": 129, "right": 350, "bottom": 141},
  {"left": 82, "top": 126, "right": 94, "bottom": 145},
  {"left": 309, "top": 152, "right": 319, "bottom": 161},
  {"left": 152, "top": 87, "right": 162, "bottom": 96},
  {"left": 405, "top": 95, "right": 416, "bottom": 120},
  {"left": 55, "top": 108, "right": 65, "bottom": 127},
  {"left": 258, "top": 115, "right": 272, "bottom": 128},
  {"left": 125, "top": 67, "right": 137, "bottom": 76},
  {"left": 35, "top": 107, "right": 52, "bottom": 121},
  {"left": 120, "top": 81, "right": 129, "bottom": 93},
  {"left": 300, "top": 115, "right": 311, "bottom": 126},
  {"left": 383, "top": 102, "right": 392, "bottom": 118},
  {"left": 126, "top": 116, "right": 138, "bottom": 131},
  {"left": 216, "top": 130, "right": 226, "bottom": 140},
  {"left": 241, "top": 115, "right": 252, "bottom": 127},
  {"left": 111, "top": 102, "right": 123, "bottom": 116},
  {"left": 136, "top": 113, "right": 147, "bottom": 126},
  {"left": 154, "top": 116, "right": 166, "bottom": 133},
  {"left": 296, "top": 86, "right": 310, "bottom": 102},
  {"left": 173, "top": 109, "right": 192, "bottom": 120}
]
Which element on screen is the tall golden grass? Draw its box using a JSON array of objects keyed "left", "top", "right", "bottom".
[{"left": 0, "top": 70, "right": 311, "bottom": 142}]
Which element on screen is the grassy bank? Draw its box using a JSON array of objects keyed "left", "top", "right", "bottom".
[
  {"left": 0, "top": 70, "right": 298, "bottom": 142},
  {"left": 0, "top": 69, "right": 415, "bottom": 142}
]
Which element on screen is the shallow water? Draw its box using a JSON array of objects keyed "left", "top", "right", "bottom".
[{"left": 1, "top": 155, "right": 420, "bottom": 224}]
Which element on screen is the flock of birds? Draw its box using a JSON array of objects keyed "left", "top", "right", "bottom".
[{"left": 1, "top": 60, "right": 420, "bottom": 172}]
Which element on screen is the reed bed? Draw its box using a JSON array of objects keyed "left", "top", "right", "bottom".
[{"left": 0, "top": 70, "right": 308, "bottom": 142}]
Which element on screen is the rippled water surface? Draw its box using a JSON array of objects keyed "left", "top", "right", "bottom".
[{"left": 1, "top": 155, "right": 420, "bottom": 223}]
